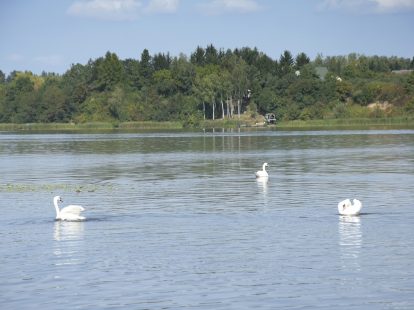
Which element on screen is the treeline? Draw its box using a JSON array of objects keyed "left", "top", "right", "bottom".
[{"left": 0, "top": 45, "right": 413, "bottom": 126}]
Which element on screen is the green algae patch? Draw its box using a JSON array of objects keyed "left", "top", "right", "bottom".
[{"left": 0, "top": 183, "right": 113, "bottom": 193}]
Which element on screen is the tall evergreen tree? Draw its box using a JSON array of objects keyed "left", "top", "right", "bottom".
[
  {"left": 139, "top": 49, "right": 153, "bottom": 80},
  {"left": 152, "top": 52, "right": 171, "bottom": 71},
  {"left": 205, "top": 44, "right": 218, "bottom": 65},
  {"left": 295, "top": 52, "right": 310, "bottom": 69},
  {"left": 190, "top": 46, "right": 205, "bottom": 66},
  {"left": 0, "top": 70, "right": 5, "bottom": 84},
  {"left": 279, "top": 50, "right": 294, "bottom": 76}
]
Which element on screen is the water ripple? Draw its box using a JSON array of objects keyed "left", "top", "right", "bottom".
[{"left": 1, "top": 130, "right": 414, "bottom": 309}]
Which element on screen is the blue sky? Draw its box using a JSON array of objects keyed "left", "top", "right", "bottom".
[{"left": 1, "top": 0, "right": 413, "bottom": 75}]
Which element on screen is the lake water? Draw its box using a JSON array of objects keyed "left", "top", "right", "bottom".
[{"left": 1, "top": 129, "right": 413, "bottom": 309}]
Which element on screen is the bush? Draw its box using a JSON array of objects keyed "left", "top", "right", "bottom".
[
  {"left": 332, "top": 102, "right": 350, "bottom": 118},
  {"left": 404, "top": 98, "right": 414, "bottom": 115}
]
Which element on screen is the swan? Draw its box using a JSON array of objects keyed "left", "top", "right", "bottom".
[
  {"left": 53, "top": 195, "right": 85, "bottom": 221},
  {"left": 255, "top": 162, "right": 269, "bottom": 178},
  {"left": 337, "top": 199, "right": 362, "bottom": 216}
]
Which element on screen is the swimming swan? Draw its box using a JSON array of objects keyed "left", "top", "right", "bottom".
[
  {"left": 255, "top": 162, "right": 269, "bottom": 178},
  {"left": 53, "top": 195, "right": 85, "bottom": 221},
  {"left": 337, "top": 199, "right": 362, "bottom": 216}
]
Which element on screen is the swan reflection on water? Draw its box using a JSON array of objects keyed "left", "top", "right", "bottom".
[
  {"left": 256, "top": 177, "right": 268, "bottom": 193},
  {"left": 53, "top": 221, "right": 85, "bottom": 267},
  {"left": 256, "top": 177, "right": 269, "bottom": 208},
  {"left": 54, "top": 220, "right": 85, "bottom": 241},
  {"left": 338, "top": 215, "right": 362, "bottom": 270}
]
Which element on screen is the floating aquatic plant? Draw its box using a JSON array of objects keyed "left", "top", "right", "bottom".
[{"left": 0, "top": 183, "right": 114, "bottom": 193}]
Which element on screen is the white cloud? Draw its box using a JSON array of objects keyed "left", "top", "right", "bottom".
[
  {"left": 373, "top": 0, "right": 414, "bottom": 11},
  {"left": 320, "top": 0, "right": 364, "bottom": 10},
  {"left": 144, "top": 0, "right": 179, "bottom": 13},
  {"left": 67, "top": 0, "right": 182, "bottom": 19},
  {"left": 320, "top": 0, "right": 414, "bottom": 12},
  {"left": 200, "top": 0, "right": 261, "bottom": 15},
  {"left": 67, "top": 0, "right": 142, "bottom": 20}
]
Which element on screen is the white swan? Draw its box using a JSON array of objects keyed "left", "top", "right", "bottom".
[
  {"left": 255, "top": 162, "right": 269, "bottom": 178},
  {"left": 337, "top": 199, "right": 362, "bottom": 216},
  {"left": 53, "top": 195, "right": 85, "bottom": 221}
]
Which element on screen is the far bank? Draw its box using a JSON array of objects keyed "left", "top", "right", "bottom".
[{"left": 1, "top": 117, "right": 414, "bottom": 132}]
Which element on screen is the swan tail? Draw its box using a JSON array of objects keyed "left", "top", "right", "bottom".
[{"left": 353, "top": 199, "right": 362, "bottom": 208}]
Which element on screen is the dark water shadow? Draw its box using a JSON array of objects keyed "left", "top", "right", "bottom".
[{"left": 338, "top": 212, "right": 381, "bottom": 216}]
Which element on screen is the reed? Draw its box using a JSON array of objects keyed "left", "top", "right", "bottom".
[
  {"left": 0, "top": 117, "right": 413, "bottom": 132},
  {"left": 275, "top": 117, "right": 414, "bottom": 129},
  {"left": 117, "top": 121, "right": 183, "bottom": 129},
  {"left": 0, "top": 121, "right": 183, "bottom": 131}
]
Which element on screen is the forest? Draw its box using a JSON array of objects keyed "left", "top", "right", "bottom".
[{"left": 0, "top": 45, "right": 413, "bottom": 127}]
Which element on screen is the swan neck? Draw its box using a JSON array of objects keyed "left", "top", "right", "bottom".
[
  {"left": 262, "top": 164, "right": 267, "bottom": 171},
  {"left": 54, "top": 198, "right": 60, "bottom": 217}
]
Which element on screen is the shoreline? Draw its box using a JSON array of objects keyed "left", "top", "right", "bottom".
[{"left": 0, "top": 117, "right": 413, "bottom": 132}]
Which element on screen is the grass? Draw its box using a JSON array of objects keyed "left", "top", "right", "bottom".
[
  {"left": 201, "top": 116, "right": 414, "bottom": 129},
  {"left": 0, "top": 117, "right": 413, "bottom": 132},
  {"left": 274, "top": 117, "right": 414, "bottom": 129},
  {"left": 0, "top": 121, "right": 183, "bottom": 131}
]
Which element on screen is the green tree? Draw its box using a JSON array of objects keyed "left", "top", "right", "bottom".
[
  {"left": 171, "top": 54, "right": 195, "bottom": 95},
  {"left": 279, "top": 50, "right": 294, "bottom": 76},
  {"left": 152, "top": 53, "right": 171, "bottom": 71},
  {"left": 205, "top": 44, "right": 219, "bottom": 65},
  {"left": 335, "top": 79, "right": 353, "bottom": 102},
  {"left": 153, "top": 69, "right": 177, "bottom": 96},
  {"left": 0, "top": 70, "right": 5, "bottom": 84},
  {"left": 139, "top": 49, "right": 153, "bottom": 82},
  {"left": 96, "top": 52, "right": 124, "bottom": 91},
  {"left": 107, "top": 86, "right": 127, "bottom": 121},
  {"left": 190, "top": 46, "right": 205, "bottom": 66},
  {"left": 2, "top": 74, "right": 36, "bottom": 122},
  {"left": 123, "top": 58, "right": 140, "bottom": 90},
  {"left": 255, "top": 53, "right": 276, "bottom": 76},
  {"left": 256, "top": 87, "right": 277, "bottom": 113},
  {"left": 37, "top": 79, "right": 67, "bottom": 122},
  {"left": 236, "top": 47, "right": 260, "bottom": 66},
  {"left": 62, "top": 63, "right": 93, "bottom": 109},
  {"left": 295, "top": 52, "right": 310, "bottom": 69}
]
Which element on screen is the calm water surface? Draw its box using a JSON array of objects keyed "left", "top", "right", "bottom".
[{"left": 0, "top": 129, "right": 413, "bottom": 309}]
